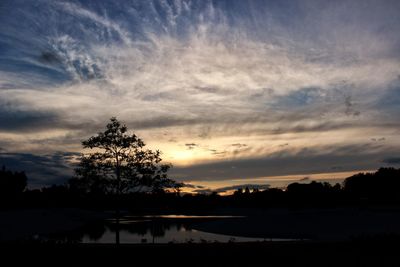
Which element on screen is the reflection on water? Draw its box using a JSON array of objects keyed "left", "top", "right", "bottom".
[
  {"left": 83, "top": 222, "right": 263, "bottom": 244},
  {"left": 47, "top": 215, "right": 291, "bottom": 244},
  {"left": 136, "top": 215, "right": 246, "bottom": 219}
]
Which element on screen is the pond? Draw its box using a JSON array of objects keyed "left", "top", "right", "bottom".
[{"left": 50, "top": 215, "right": 292, "bottom": 244}]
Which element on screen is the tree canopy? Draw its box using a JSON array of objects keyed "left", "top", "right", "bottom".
[{"left": 70, "top": 117, "right": 180, "bottom": 195}]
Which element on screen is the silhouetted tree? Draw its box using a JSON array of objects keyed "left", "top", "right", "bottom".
[
  {"left": 343, "top": 167, "right": 400, "bottom": 201},
  {"left": 233, "top": 188, "right": 243, "bottom": 196},
  {"left": 244, "top": 187, "right": 251, "bottom": 194},
  {"left": 71, "top": 117, "right": 178, "bottom": 195},
  {"left": 71, "top": 117, "right": 180, "bottom": 244}
]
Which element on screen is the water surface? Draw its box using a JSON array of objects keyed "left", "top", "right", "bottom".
[{"left": 76, "top": 215, "right": 289, "bottom": 244}]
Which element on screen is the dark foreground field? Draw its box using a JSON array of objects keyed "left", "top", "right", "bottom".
[{"left": 2, "top": 239, "right": 399, "bottom": 267}]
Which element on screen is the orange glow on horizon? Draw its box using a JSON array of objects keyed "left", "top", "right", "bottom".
[{"left": 180, "top": 169, "right": 375, "bottom": 195}]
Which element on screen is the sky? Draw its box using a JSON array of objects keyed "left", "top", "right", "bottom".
[{"left": 0, "top": 0, "right": 400, "bottom": 193}]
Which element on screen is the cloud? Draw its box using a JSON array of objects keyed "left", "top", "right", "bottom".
[
  {"left": 181, "top": 183, "right": 205, "bottom": 189},
  {"left": 371, "top": 137, "right": 386, "bottom": 142},
  {"left": 209, "top": 150, "right": 227, "bottom": 157},
  {"left": 383, "top": 157, "right": 400, "bottom": 165},
  {"left": 38, "top": 51, "right": 62, "bottom": 65},
  {"left": 231, "top": 143, "right": 247, "bottom": 148},
  {"left": 343, "top": 94, "right": 360, "bottom": 117},
  {"left": 299, "top": 177, "right": 311, "bottom": 182},
  {"left": 0, "top": 106, "right": 60, "bottom": 132},
  {"left": 185, "top": 143, "right": 198, "bottom": 150}
]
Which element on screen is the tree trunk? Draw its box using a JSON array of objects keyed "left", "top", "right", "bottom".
[{"left": 115, "top": 155, "right": 121, "bottom": 246}]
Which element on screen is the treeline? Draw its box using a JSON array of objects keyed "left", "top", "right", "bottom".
[
  {"left": 1, "top": 167, "right": 400, "bottom": 211},
  {"left": 0, "top": 166, "right": 27, "bottom": 201},
  {"left": 233, "top": 167, "right": 400, "bottom": 207}
]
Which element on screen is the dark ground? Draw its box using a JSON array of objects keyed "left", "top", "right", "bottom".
[{"left": 2, "top": 239, "right": 399, "bottom": 267}]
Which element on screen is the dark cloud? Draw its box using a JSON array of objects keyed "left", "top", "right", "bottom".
[
  {"left": 383, "top": 157, "right": 400, "bottom": 165},
  {"left": 124, "top": 111, "right": 376, "bottom": 135},
  {"left": 299, "top": 177, "right": 310, "bottom": 182},
  {"left": 0, "top": 152, "right": 79, "bottom": 188},
  {"left": 129, "top": 117, "right": 203, "bottom": 129},
  {"left": 344, "top": 95, "right": 360, "bottom": 116},
  {"left": 371, "top": 137, "right": 386, "bottom": 142},
  {"left": 0, "top": 104, "right": 111, "bottom": 137},
  {"left": 232, "top": 146, "right": 251, "bottom": 156},
  {"left": 0, "top": 107, "right": 362, "bottom": 136},
  {"left": 172, "top": 143, "right": 395, "bottom": 182},
  {"left": 192, "top": 188, "right": 214, "bottom": 194},
  {"left": 181, "top": 183, "right": 205, "bottom": 189},
  {"left": 185, "top": 143, "right": 198, "bottom": 150},
  {"left": 208, "top": 149, "right": 227, "bottom": 157},
  {"left": 0, "top": 110, "right": 61, "bottom": 133},
  {"left": 39, "top": 51, "right": 62, "bottom": 65},
  {"left": 198, "top": 132, "right": 210, "bottom": 139},
  {"left": 231, "top": 143, "right": 247, "bottom": 148},
  {"left": 269, "top": 121, "right": 357, "bottom": 135}
]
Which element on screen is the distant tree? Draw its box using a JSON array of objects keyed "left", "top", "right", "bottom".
[
  {"left": 343, "top": 167, "right": 400, "bottom": 201},
  {"left": 244, "top": 187, "right": 251, "bottom": 194},
  {"left": 332, "top": 183, "right": 342, "bottom": 192}
]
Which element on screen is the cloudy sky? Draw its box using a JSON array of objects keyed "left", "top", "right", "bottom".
[{"left": 1, "top": 0, "right": 400, "bottom": 192}]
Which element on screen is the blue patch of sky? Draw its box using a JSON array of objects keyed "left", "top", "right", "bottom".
[
  {"left": 1, "top": 0, "right": 400, "bottom": 87},
  {"left": 271, "top": 87, "right": 324, "bottom": 110},
  {"left": 376, "top": 86, "right": 400, "bottom": 115}
]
